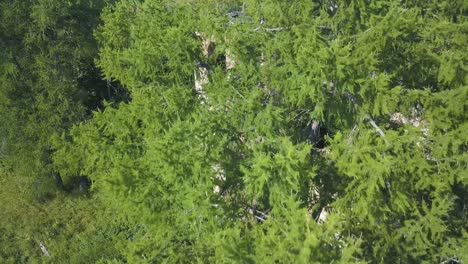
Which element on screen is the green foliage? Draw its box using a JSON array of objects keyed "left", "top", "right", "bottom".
[
  {"left": 2, "top": 0, "right": 467, "bottom": 262},
  {"left": 0, "top": 169, "right": 123, "bottom": 263},
  {"left": 0, "top": 0, "right": 112, "bottom": 189}
]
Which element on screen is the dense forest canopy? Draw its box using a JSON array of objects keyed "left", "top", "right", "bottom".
[{"left": 1, "top": 0, "right": 467, "bottom": 263}]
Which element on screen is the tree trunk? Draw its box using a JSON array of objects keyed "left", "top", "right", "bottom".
[{"left": 54, "top": 173, "right": 65, "bottom": 191}]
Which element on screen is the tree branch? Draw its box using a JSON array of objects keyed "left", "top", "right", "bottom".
[{"left": 364, "top": 114, "right": 388, "bottom": 143}]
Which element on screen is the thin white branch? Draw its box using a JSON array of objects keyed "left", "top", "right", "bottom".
[
  {"left": 255, "top": 209, "right": 270, "bottom": 218},
  {"left": 254, "top": 215, "right": 267, "bottom": 222},
  {"left": 39, "top": 242, "right": 50, "bottom": 257},
  {"left": 364, "top": 114, "right": 386, "bottom": 136},
  {"left": 369, "top": 118, "right": 386, "bottom": 137},
  {"left": 363, "top": 114, "right": 389, "bottom": 144},
  {"left": 265, "top": 27, "right": 286, "bottom": 32},
  {"left": 254, "top": 27, "right": 288, "bottom": 32}
]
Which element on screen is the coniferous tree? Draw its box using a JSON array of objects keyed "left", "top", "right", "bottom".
[
  {"left": 1, "top": 1, "right": 124, "bottom": 262},
  {"left": 0, "top": 0, "right": 115, "bottom": 197},
  {"left": 1, "top": 0, "right": 466, "bottom": 262},
  {"left": 52, "top": 0, "right": 467, "bottom": 262}
]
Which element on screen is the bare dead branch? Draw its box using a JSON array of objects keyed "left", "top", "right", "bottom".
[
  {"left": 254, "top": 215, "right": 267, "bottom": 222},
  {"left": 364, "top": 115, "right": 388, "bottom": 143},
  {"left": 39, "top": 242, "right": 50, "bottom": 257}
]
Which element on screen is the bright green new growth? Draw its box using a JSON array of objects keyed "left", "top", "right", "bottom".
[{"left": 2, "top": 0, "right": 467, "bottom": 263}]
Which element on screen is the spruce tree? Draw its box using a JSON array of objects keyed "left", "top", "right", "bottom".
[{"left": 10, "top": 0, "right": 468, "bottom": 262}]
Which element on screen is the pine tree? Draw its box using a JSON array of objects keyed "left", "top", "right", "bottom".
[
  {"left": 48, "top": 0, "right": 468, "bottom": 262},
  {"left": 0, "top": 0, "right": 114, "bottom": 197}
]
